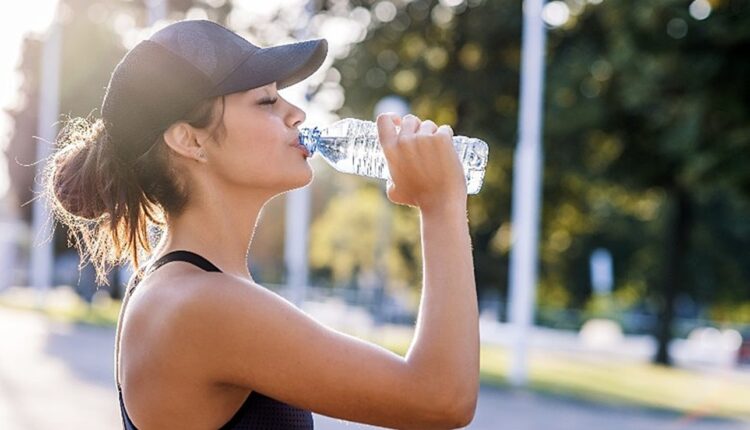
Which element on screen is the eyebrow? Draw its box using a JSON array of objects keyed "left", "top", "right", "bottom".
[
  {"left": 246, "top": 88, "right": 272, "bottom": 99},
  {"left": 265, "top": 82, "right": 278, "bottom": 92}
]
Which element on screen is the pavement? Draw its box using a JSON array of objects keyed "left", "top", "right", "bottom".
[{"left": 1, "top": 306, "right": 749, "bottom": 430}]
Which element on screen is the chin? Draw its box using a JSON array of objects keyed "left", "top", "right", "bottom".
[
  {"left": 295, "top": 169, "right": 315, "bottom": 189},
  {"left": 283, "top": 166, "right": 314, "bottom": 192}
]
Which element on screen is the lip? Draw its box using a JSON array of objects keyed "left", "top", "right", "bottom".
[{"left": 289, "top": 135, "right": 310, "bottom": 158}]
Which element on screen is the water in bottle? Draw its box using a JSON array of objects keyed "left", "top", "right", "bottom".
[{"left": 298, "top": 118, "right": 489, "bottom": 194}]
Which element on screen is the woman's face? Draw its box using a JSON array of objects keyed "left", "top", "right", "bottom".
[{"left": 201, "top": 82, "right": 311, "bottom": 194}]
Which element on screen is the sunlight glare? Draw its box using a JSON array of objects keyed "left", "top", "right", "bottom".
[{"left": 0, "top": 0, "right": 60, "bottom": 202}]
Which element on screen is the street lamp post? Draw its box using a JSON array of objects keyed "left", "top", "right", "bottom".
[
  {"left": 284, "top": 0, "right": 319, "bottom": 308},
  {"left": 507, "top": 0, "right": 548, "bottom": 387},
  {"left": 30, "top": 2, "right": 62, "bottom": 306}
]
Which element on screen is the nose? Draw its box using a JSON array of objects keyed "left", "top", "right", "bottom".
[{"left": 288, "top": 102, "right": 306, "bottom": 129}]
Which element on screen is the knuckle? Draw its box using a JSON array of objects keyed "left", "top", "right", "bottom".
[
  {"left": 440, "top": 132, "right": 453, "bottom": 144},
  {"left": 400, "top": 134, "right": 416, "bottom": 145}
]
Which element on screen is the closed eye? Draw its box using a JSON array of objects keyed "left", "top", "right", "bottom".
[{"left": 259, "top": 97, "right": 278, "bottom": 105}]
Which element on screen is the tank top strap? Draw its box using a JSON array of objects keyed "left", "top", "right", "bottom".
[{"left": 146, "top": 250, "right": 223, "bottom": 275}]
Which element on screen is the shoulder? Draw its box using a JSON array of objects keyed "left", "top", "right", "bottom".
[
  {"left": 126, "top": 265, "right": 257, "bottom": 354},
  {"left": 134, "top": 267, "right": 254, "bottom": 326},
  {"left": 148, "top": 270, "right": 280, "bottom": 349},
  {"left": 163, "top": 270, "right": 275, "bottom": 315},
  {"left": 154, "top": 271, "right": 306, "bottom": 385},
  {"left": 125, "top": 268, "right": 264, "bottom": 378},
  {"left": 131, "top": 263, "right": 246, "bottom": 310}
]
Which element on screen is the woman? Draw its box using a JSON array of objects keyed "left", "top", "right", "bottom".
[{"left": 44, "top": 19, "right": 478, "bottom": 429}]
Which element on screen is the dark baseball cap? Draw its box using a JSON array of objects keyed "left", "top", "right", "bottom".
[{"left": 100, "top": 19, "right": 328, "bottom": 164}]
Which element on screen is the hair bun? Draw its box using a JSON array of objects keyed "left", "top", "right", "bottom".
[{"left": 48, "top": 118, "right": 111, "bottom": 220}]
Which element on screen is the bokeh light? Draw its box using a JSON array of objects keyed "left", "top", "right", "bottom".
[
  {"left": 689, "top": 0, "right": 712, "bottom": 20},
  {"left": 542, "top": 1, "right": 571, "bottom": 28}
]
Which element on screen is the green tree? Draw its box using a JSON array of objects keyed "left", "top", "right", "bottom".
[
  {"left": 334, "top": 0, "right": 522, "bottom": 305},
  {"left": 309, "top": 184, "right": 422, "bottom": 290},
  {"left": 329, "top": 0, "right": 750, "bottom": 366},
  {"left": 545, "top": 0, "right": 750, "bottom": 364}
]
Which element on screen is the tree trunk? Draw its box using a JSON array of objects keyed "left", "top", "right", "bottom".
[{"left": 654, "top": 186, "right": 692, "bottom": 365}]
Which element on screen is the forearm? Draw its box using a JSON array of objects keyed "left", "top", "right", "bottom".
[{"left": 405, "top": 201, "right": 479, "bottom": 402}]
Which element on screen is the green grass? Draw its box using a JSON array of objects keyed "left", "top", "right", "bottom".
[
  {"left": 0, "top": 292, "right": 121, "bottom": 327},
  {"left": 371, "top": 334, "right": 750, "bottom": 422},
  {"left": 529, "top": 350, "right": 750, "bottom": 421},
  {"left": 2, "top": 293, "right": 749, "bottom": 422}
]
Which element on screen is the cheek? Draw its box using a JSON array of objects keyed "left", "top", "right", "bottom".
[
  {"left": 223, "top": 118, "right": 275, "bottom": 161},
  {"left": 218, "top": 132, "right": 307, "bottom": 187},
  {"left": 216, "top": 110, "right": 308, "bottom": 187}
]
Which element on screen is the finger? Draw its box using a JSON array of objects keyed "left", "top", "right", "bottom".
[
  {"left": 418, "top": 120, "right": 438, "bottom": 134},
  {"left": 436, "top": 124, "right": 454, "bottom": 140},
  {"left": 378, "top": 112, "right": 402, "bottom": 126},
  {"left": 400, "top": 114, "right": 421, "bottom": 136},
  {"left": 376, "top": 113, "right": 400, "bottom": 148}
]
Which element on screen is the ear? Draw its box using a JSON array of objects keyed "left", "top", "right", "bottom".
[{"left": 163, "top": 122, "right": 205, "bottom": 162}]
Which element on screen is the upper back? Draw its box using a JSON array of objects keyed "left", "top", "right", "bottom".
[
  {"left": 117, "top": 257, "right": 242, "bottom": 428},
  {"left": 116, "top": 251, "right": 314, "bottom": 429},
  {"left": 118, "top": 251, "right": 225, "bottom": 388}
]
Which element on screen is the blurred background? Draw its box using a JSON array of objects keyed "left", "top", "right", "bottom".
[{"left": 0, "top": 0, "right": 749, "bottom": 429}]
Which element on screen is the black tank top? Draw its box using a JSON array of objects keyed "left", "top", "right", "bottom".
[{"left": 117, "top": 250, "right": 314, "bottom": 429}]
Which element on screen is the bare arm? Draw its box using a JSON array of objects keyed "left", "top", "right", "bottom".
[
  {"left": 378, "top": 112, "right": 480, "bottom": 422},
  {"left": 406, "top": 202, "right": 479, "bottom": 421}
]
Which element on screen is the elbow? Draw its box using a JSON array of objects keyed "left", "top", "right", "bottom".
[
  {"left": 436, "top": 386, "right": 478, "bottom": 429},
  {"left": 415, "top": 392, "right": 476, "bottom": 429},
  {"left": 412, "top": 365, "right": 479, "bottom": 429},
  {"left": 455, "top": 406, "right": 477, "bottom": 428},
  {"left": 435, "top": 402, "right": 476, "bottom": 429},
  {"left": 450, "top": 393, "right": 478, "bottom": 428}
]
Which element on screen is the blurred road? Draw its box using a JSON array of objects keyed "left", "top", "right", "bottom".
[{"left": 0, "top": 306, "right": 748, "bottom": 430}]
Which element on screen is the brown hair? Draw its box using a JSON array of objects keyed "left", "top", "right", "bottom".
[{"left": 42, "top": 96, "right": 226, "bottom": 287}]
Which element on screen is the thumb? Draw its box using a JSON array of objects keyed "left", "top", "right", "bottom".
[{"left": 376, "top": 113, "right": 401, "bottom": 148}]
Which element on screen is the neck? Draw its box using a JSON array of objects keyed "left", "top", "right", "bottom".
[{"left": 156, "top": 188, "right": 275, "bottom": 280}]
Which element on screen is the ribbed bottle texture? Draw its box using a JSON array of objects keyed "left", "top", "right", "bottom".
[{"left": 299, "top": 118, "right": 489, "bottom": 194}]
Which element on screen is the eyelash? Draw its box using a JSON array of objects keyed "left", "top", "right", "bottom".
[{"left": 260, "top": 97, "right": 278, "bottom": 105}]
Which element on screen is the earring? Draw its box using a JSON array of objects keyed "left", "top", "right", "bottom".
[{"left": 198, "top": 149, "right": 206, "bottom": 160}]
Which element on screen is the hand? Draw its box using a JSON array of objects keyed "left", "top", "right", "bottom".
[{"left": 376, "top": 113, "right": 467, "bottom": 212}]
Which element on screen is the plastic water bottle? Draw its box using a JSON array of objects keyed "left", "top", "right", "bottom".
[{"left": 298, "top": 118, "right": 489, "bottom": 194}]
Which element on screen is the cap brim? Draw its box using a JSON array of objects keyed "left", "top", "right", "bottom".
[{"left": 210, "top": 38, "right": 328, "bottom": 96}]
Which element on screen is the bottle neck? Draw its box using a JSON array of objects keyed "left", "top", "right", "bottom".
[{"left": 299, "top": 127, "right": 321, "bottom": 156}]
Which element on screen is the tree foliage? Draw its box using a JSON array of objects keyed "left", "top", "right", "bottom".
[{"left": 323, "top": 0, "right": 750, "bottom": 364}]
